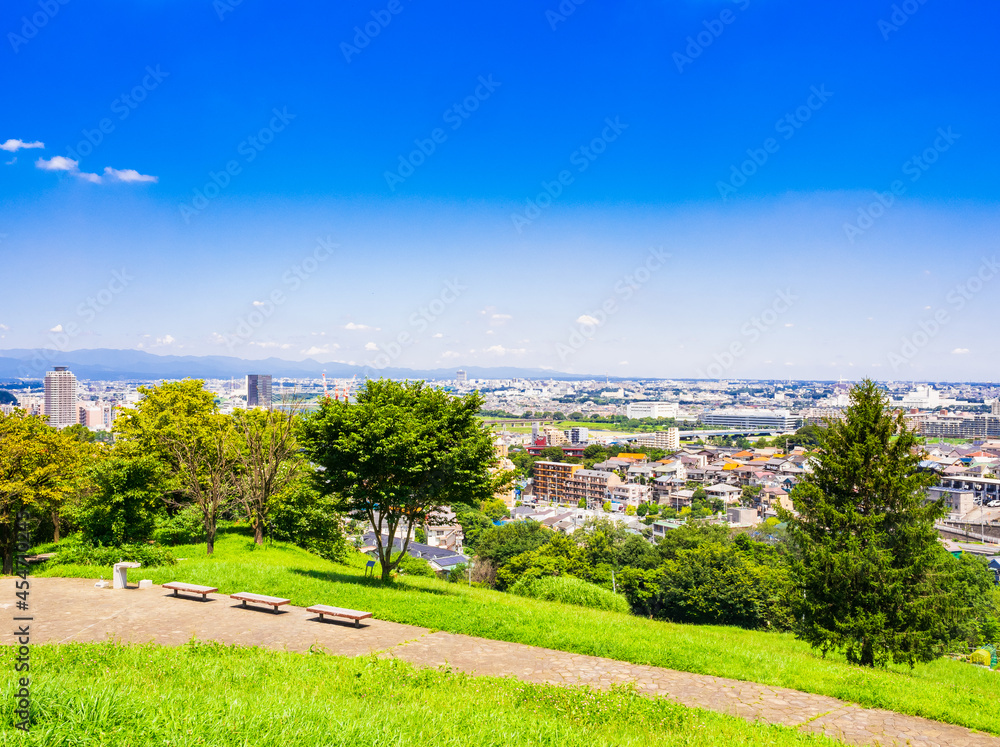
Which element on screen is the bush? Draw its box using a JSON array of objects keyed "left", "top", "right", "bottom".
[
  {"left": 969, "top": 649, "right": 992, "bottom": 667},
  {"left": 153, "top": 505, "right": 204, "bottom": 546},
  {"left": 392, "top": 553, "right": 436, "bottom": 578},
  {"left": 48, "top": 536, "right": 176, "bottom": 568},
  {"left": 509, "top": 575, "right": 630, "bottom": 614},
  {"left": 269, "top": 478, "right": 347, "bottom": 563}
]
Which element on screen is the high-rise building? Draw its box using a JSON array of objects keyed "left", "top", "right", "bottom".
[
  {"left": 246, "top": 374, "right": 273, "bottom": 409},
  {"left": 626, "top": 401, "right": 679, "bottom": 419},
  {"left": 456, "top": 370, "right": 468, "bottom": 384},
  {"left": 993, "top": 400, "right": 1000, "bottom": 417},
  {"left": 44, "top": 367, "right": 78, "bottom": 429}
]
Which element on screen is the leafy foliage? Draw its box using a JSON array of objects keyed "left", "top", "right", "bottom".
[{"left": 784, "top": 380, "right": 948, "bottom": 667}]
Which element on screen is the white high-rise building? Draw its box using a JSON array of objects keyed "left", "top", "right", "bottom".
[
  {"left": 992, "top": 400, "right": 1000, "bottom": 417},
  {"left": 44, "top": 367, "right": 78, "bottom": 429}
]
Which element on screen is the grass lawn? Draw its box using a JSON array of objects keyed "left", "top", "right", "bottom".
[
  {"left": 0, "top": 641, "right": 844, "bottom": 746},
  {"left": 34, "top": 529, "right": 1000, "bottom": 736}
]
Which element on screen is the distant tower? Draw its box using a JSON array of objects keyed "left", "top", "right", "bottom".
[
  {"left": 246, "top": 374, "right": 273, "bottom": 409},
  {"left": 44, "top": 367, "right": 78, "bottom": 429},
  {"left": 456, "top": 370, "right": 468, "bottom": 384}
]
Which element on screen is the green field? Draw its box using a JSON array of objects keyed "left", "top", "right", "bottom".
[
  {"left": 33, "top": 529, "right": 1000, "bottom": 737},
  {"left": 0, "top": 641, "right": 844, "bottom": 746}
]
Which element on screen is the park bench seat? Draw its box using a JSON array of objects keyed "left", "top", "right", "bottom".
[
  {"left": 163, "top": 582, "right": 218, "bottom": 599},
  {"left": 231, "top": 592, "right": 290, "bottom": 612},
  {"left": 307, "top": 604, "right": 374, "bottom": 628}
]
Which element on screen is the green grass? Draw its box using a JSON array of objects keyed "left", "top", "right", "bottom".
[
  {"left": 0, "top": 641, "right": 843, "bottom": 746},
  {"left": 34, "top": 529, "right": 1000, "bottom": 737}
]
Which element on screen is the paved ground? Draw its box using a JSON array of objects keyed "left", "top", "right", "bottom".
[{"left": 3, "top": 578, "right": 998, "bottom": 747}]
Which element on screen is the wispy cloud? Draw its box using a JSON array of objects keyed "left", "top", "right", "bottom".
[
  {"left": 344, "top": 322, "right": 380, "bottom": 331},
  {"left": 952, "top": 348, "right": 970, "bottom": 354},
  {"left": 0, "top": 138, "right": 44, "bottom": 152},
  {"left": 104, "top": 166, "right": 158, "bottom": 183},
  {"left": 35, "top": 156, "right": 156, "bottom": 184}
]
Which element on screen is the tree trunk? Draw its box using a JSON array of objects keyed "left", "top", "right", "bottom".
[
  {"left": 860, "top": 638, "right": 875, "bottom": 667},
  {"left": 52, "top": 510, "right": 60, "bottom": 543},
  {"left": 254, "top": 520, "right": 264, "bottom": 545},
  {"left": 2, "top": 550, "right": 11, "bottom": 576},
  {"left": 206, "top": 523, "right": 216, "bottom": 555}
]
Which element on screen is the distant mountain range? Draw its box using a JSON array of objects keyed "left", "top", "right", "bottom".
[{"left": 0, "top": 348, "right": 601, "bottom": 382}]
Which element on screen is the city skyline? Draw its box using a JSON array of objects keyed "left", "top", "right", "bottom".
[{"left": 2, "top": 0, "right": 998, "bottom": 380}]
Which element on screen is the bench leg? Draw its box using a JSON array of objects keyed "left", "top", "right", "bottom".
[
  {"left": 355, "top": 619, "right": 360, "bottom": 628},
  {"left": 241, "top": 600, "right": 246, "bottom": 607},
  {"left": 173, "top": 589, "right": 178, "bottom": 597}
]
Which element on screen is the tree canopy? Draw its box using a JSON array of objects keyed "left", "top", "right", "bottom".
[{"left": 299, "top": 379, "right": 508, "bottom": 581}]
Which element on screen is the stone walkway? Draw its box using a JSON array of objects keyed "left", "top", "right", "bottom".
[{"left": 3, "top": 578, "right": 998, "bottom": 747}]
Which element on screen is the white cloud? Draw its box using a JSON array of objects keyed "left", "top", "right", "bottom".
[
  {"left": 35, "top": 157, "right": 155, "bottom": 185},
  {"left": 442, "top": 350, "right": 461, "bottom": 359},
  {"left": 784, "top": 323, "right": 794, "bottom": 327},
  {"left": 5, "top": 157, "right": 15, "bottom": 166},
  {"left": 345, "top": 322, "right": 380, "bottom": 331},
  {"left": 492, "top": 313, "right": 512, "bottom": 320},
  {"left": 154, "top": 335, "right": 175, "bottom": 345},
  {"left": 248, "top": 341, "right": 292, "bottom": 350},
  {"left": 210, "top": 332, "right": 228, "bottom": 345},
  {"left": 619, "top": 360, "right": 629, "bottom": 365},
  {"left": 36, "top": 156, "right": 77, "bottom": 172},
  {"left": 104, "top": 166, "right": 158, "bottom": 184},
  {"left": 952, "top": 348, "right": 970, "bottom": 354},
  {"left": 485, "top": 345, "right": 526, "bottom": 356},
  {"left": 0, "top": 324, "right": 8, "bottom": 331},
  {"left": 364, "top": 342, "right": 378, "bottom": 351},
  {"left": 432, "top": 333, "right": 443, "bottom": 338},
  {"left": 302, "top": 345, "right": 336, "bottom": 356},
  {"left": 0, "top": 139, "right": 44, "bottom": 152},
  {"left": 576, "top": 314, "right": 600, "bottom": 326},
  {"left": 49, "top": 324, "right": 63, "bottom": 333}
]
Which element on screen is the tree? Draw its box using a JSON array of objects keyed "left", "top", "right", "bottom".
[
  {"left": 480, "top": 497, "right": 509, "bottom": 522},
  {"left": 299, "top": 379, "right": 506, "bottom": 582},
  {"left": 114, "top": 381, "right": 235, "bottom": 555},
  {"left": 76, "top": 455, "right": 166, "bottom": 546},
  {"left": 163, "top": 413, "right": 239, "bottom": 555},
  {"left": 784, "top": 379, "right": 946, "bottom": 667},
  {"left": 231, "top": 406, "right": 302, "bottom": 544},
  {"left": 474, "top": 520, "right": 552, "bottom": 571},
  {"left": 0, "top": 411, "right": 82, "bottom": 572}
]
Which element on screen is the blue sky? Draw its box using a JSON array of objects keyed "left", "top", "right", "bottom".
[{"left": 1, "top": 0, "right": 998, "bottom": 380}]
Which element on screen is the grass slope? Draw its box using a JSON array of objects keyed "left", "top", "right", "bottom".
[
  {"left": 35, "top": 530, "right": 1000, "bottom": 736},
  {"left": 0, "top": 641, "right": 844, "bottom": 747}
]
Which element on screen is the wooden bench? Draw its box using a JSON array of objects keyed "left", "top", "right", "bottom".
[
  {"left": 307, "top": 604, "right": 374, "bottom": 628},
  {"left": 163, "top": 582, "right": 218, "bottom": 600},
  {"left": 230, "top": 592, "right": 290, "bottom": 613}
]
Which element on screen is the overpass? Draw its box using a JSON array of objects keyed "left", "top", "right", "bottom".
[
  {"left": 481, "top": 418, "right": 556, "bottom": 428},
  {"left": 620, "top": 428, "right": 786, "bottom": 442}
]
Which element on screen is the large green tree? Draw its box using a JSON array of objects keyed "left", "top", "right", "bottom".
[
  {"left": 299, "top": 379, "right": 507, "bottom": 582},
  {"left": 783, "top": 379, "right": 946, "bottom": 667},
  {"left": 0, "top": 411, "right": 84, "bottom": 572},
  {"left": 114, "top": 381, "right": 236, "bottom": 555}
]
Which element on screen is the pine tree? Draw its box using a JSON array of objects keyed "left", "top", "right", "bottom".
[{"left": 784, "top": 379, "right": 946, "bottom": 667}]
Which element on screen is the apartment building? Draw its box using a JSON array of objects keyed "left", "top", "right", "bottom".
[
  {"left": 699, "top": 408, "right": 800, "bottom": 430},
  {"left": 44, "top": 367, "right": 78, "bottom": 429},
  {"left": 532, "top": 461, "right": 582, "bottom": 503},
  {"left": 565, "top": 469, "right": 622, "bottom": 507},
  {"left": 626, "top": 401, "right": 679, "bottom": 419}
]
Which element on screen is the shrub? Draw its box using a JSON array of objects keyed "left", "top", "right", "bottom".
[
  {"left": 509, "top": 575, "right": 630, "bottom": 614},
  {"left": 48, "top": 536, "right": 176, "bottom": 568},
  {"left": 391, "top": 553, "right": 436, "bottom": 578},
  {"left": 969, "top": 649, "right": 991, "bottom": 667},
  {"left": 153, "top": 505, "right": 204, "bottom": 546}
]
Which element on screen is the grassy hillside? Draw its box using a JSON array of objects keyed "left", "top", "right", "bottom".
[
  {"left": 0, "top": 641, "right": 844, "bottom": 746},
  {"left": 35, "top": 529, "right": 1000, "bottom": 736}
]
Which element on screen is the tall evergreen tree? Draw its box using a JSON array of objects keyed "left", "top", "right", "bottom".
[{"left": 784, "top": 379, "right": 946, "bottom": 667}]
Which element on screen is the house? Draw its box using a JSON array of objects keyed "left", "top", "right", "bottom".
[{"left": 705, "top": 483, "right": 743, "bottom": 504}]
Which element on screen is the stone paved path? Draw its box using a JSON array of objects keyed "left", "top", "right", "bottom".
[{"left": 3, "top": 578, "right": 998, "bottom": 747}]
